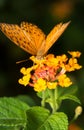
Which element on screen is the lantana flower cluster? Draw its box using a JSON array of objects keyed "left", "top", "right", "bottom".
[{"left": 19, "top": 51, "right": 82, "bottom": 92}]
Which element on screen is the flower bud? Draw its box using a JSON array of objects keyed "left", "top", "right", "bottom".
[{"left": 75, "top": 106, "right": 82, "bottom": 119}]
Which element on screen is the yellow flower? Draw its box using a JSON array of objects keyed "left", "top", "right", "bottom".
[
  {"left": 56, "top": 54, "right": 68, "bottom": 63},
  {"left": 20, "top": 67, "right": 27, "bottom": 75},
  {"left": 18, "top": 52, "right": 82, "bottom": 91},
  {"left": 18, "top": 74, "right": 31, "bottom": 86},
  {"left": 56, "top": 54, "right": 68, "bottom": 70},
  {"left": 68, "top": 51, "right": 81, "bottom": 58},
  {"left": 30, "top": 56, "right": 44, "bottom": 64},
  {"left": 20, "top": 67, "right": 32, "bottom": 75},
  {"left": 34, "top": 78, "right": 47, "bottom": 92},
  {"left": 47, "top": 82, "right": 57, "bottom": 89},
  {"left": 45, "top": 54, "right": 59, "bottom": 66},
  {"left": 66, "top": 58, "right": 82, "bottom": 72},
  {"left": 45, "top": 54, "right": 55, "bottom": 59},
  {"left": 58, "top": 74, "right": 72, "bottom": 87}
]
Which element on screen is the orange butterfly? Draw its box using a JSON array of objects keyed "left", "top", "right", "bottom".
[{"left": 0, "top": 21, "right": 70, "bottom": 58}]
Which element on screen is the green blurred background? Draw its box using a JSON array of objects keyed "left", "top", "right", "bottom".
[{"left": 0, "top": 0, "right": 84, "bottom": 129}]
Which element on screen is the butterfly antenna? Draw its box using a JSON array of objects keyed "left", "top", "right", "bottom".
[{"left": 16, "top": 59, "right": 29, "bottom": 64}]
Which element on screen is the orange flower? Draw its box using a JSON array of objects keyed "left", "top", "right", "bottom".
[
  {"left": 68, "top": 51, "right": 81, "bottom": 58},
  {"left": 18, "top": 52, "right": 82, "bottom": 92},
  {"left": 69, "top": 123, "right": 82, "bottom": 130}
]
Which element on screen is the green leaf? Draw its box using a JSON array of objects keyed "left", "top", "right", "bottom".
[
  {"left": 0, "top": 97, "right": 29, "bottom": 130},
  {"left": 16, "top": 95, "right": 36, "bottom": 106},
  {"left": 59, "top": 94, "right": 81, "bottom": 104},
  {"left": 37, "top": 89, "right": 49, "bottom": 99},
  {"left": 27, "top": 106, "right": 68, "bottom": 130},
  {"left": 58, "top": 85, "right": 78, "bottom": 97}
]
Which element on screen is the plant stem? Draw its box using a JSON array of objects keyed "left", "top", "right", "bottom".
[
  {"left": 52, "top": 87, "right": 58, "bottom": 113},
  {"left": 41, "top": 91, "right": 45, "bottom": 107},
  {"left": 48, "top": 87, "right": 58, "bottom": 113}
]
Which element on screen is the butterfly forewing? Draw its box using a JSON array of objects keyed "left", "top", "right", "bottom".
[
  {"left": 20, "top": 22, "right": 46, "bottom": 52},
  {"left": 0, "top": 23, "right": 44, "bottom": 55},
  {"left": 38, "top": 21, "right": 70, "bottom": 56}
]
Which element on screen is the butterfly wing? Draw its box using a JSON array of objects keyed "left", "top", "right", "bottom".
[
  {"left": 37, "top": 21, "right": 70, "bottom": 56},
  {"left": 0, "top": 21, "right": 70, "bottom": 57},
  {"left": 0, "top": 23, "right": 36, "bottom": 55},
  {"left": 0, "top": 22, "right": 46, "bottom": 56},
  {"left": 20, "top": 22, "right": 46, "bottom": 53}
]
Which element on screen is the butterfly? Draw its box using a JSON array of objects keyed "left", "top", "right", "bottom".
[{"left": 0, "top": 21, "right": 70, "bottom": 58}]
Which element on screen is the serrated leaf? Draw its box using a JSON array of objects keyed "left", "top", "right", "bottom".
[
  {"left": 0, "top": 97, "right": 29, "bottom": 130},
  {"left": 58, "top": 85, "right": 78, "bottom": 97},
  {"left": 27, "top": 106, "right": 68, "bottom": 130},
  {"left": 59, "top": 94, "right": 81, "bottom": 104},
  {"left": 16, "top": 95, "right": 36, "bottom": 106}
]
